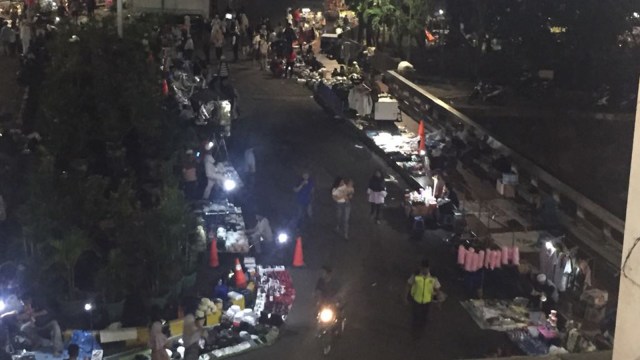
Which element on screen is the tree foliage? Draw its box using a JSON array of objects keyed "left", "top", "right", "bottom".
[{"left": 20, "top": 16, "right": 195, "bottom": 302}]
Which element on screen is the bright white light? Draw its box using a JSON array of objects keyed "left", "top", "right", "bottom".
[
  {"left": 55, "top": 16, "right": 60, "bottom": 24},
  {"left": 177, "top": 346, "right": 185, "bottom": 358},
  {"left": 319, "top": 308, "right": 335, "bottom": 323},
  {"left": 84, "top": 303, "right": 92, "bottom": 311},
  {"left": 540, "top": 294, "right": 547, "bottom": 302},
  {"left": 0, "top": 301, "right": 6, "bottom": 312},
  {"left": 438, "top": 9, "right": 444, "bottom": 15},
  {"left": 302, "top": 8, "right": 311, "bottom": 13},
  {"left": 545, "top": 241, "right": 554, "bottom": 250},
  {"left": 277, "top": 233, "right": 288, "bottom": 244},
  {"left": 225, "top": 13, "right": 233, "bottom": 20},
  {"left": 206, "top": 141, "right": 214, "bottom": 150},
  {"left": 634, "top": 12, "right": 639, "bottom": 18},
  {"left": 223, "top": 179, "right": 237, "bottom": 191},
  {"left": 419, "top": 149, "right": 426, "bottom": 156}
]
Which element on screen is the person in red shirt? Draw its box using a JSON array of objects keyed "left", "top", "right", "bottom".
[{"left": 285, "top": 49, "right": 297, "bottom": 78}]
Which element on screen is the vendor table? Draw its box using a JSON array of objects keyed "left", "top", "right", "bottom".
[
  {"left": 194, "top": 200, "right": 250, "bottom": 254},
  {"left": 461, "top": 299, "right": 542, "bottom": 331}
]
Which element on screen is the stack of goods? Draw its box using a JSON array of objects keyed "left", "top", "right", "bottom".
[
  {"left": 254, "top": 266, "right": 296, "bottom": 319},
  {"left": 212, "top": 225, "right": 250, "bottom": 253},
  {"left": 199, "top": 200, "right": 243, "bottom": 216},
  {"left": 507, "top": 328, "right": 550, "bottom": 356},
  {"left": 195, "top": 200, "right": 250, "bottom": 253},
  {"left": 196, "top": 298, "right": 218, "bottom": 319},
  {"left": 462, "top": 299, "right": 532, "bottom": 331}
]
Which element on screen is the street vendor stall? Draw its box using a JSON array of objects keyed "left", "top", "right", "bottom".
[{"left": 196, "top": 263, "right": 295, "bottom": 359}]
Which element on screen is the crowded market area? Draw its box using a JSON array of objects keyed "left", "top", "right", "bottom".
[{"left": 0, "top": 0, "right": 624, "bottom": 359}]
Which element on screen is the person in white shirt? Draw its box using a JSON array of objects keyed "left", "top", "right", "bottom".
[
  {"left": 202, "top": 152, "right": 224, "bottom": 200},
  {"left": 246, "top": 214, "right": 273, "bottom": 254},
  {"left": 331, "top": 177, "right": 354, "bottom": 239},
  {"left": 184, "top": 34, "right": 194, "bottom": 61}
]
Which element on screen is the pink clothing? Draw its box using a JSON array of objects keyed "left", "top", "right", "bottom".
[
  {"left": 457, "top": 245, "right": 466, "bottom": 265},
  {"left": 501, "top": 246, "right": 509, "bottom": 265},
  {"left": 464, "top": 249, "right": 475, "bottom": 272},
  {"left": 477, "top": 251, "right": 485, "bottom": 271},
  {"left": 512, "top": 247, "right": 520, "bottom": 265}
]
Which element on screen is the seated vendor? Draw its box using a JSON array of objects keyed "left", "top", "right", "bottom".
[
  {"left": 18, "top": 294, "right": 63, "bottom": 356},
  {"left": 530, "top": 274, "right": 560, "bottom": 312},
  {"left": 246, "top": 214, "right": 273, "bottom": 254}
]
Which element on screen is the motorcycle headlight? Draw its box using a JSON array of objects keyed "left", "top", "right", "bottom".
[
  {"left": 318, "top": 308, "right": 335, "bottom": 323},
  {"left": 223, "top": 179, "right": 237, "bottom": 191},
  {"left": 277, "top": 233, "right": 288, "bottom": 244}
]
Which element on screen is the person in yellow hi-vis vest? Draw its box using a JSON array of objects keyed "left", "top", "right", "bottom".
[{"left": 405, "top": 259, "right": 441, "bottom": 331}]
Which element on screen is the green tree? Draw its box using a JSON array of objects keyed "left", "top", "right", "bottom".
[
  {"left": 44, "top": 228, "right": 98, "bottom": 299},
  {"left": 393, "top": 0, "right": 433, "bottom": 60},
  {"left": 364, "top": 0, "right": 397, "bottom": 47}
]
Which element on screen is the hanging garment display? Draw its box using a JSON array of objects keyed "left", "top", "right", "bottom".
[{"left": 347, "top": 85, "right": 373, "bottom": 116}]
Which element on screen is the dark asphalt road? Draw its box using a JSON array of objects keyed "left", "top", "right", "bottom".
[
  {"left": 218, "top": 60, "right": 513, "bottom": 359},
  {"left": 202, "top": 2, "right": 516, "bottom": 358}
]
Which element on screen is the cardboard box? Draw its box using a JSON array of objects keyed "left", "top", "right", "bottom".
[{"left": 496, "top": 179, "right": 516, "bottom": 198}]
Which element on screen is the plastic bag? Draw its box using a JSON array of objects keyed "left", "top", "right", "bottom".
[{"left": 69, "top": 330, "right": 102, "bottom": 360}]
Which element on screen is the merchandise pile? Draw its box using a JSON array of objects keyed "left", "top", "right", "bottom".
[{"left": 194, "top": 265, "right": 295, "bottom": 359}]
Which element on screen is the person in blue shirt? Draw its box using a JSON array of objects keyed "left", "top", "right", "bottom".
[{"left": 293, "top": 171, "right": 315, "bottom": 224}]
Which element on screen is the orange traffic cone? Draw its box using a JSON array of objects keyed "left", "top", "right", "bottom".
[
  {"left": 292, "top": 236, "right": 305, "bottom": 267},
  {"left": 209, "top": 238, "right": 219, "bottom": 268},
  {"left": 234, "top": 258, "right": 247, "bottom": 288},
  {"left": 161, "top": 79, "right": 169, "bottom": 96},
  {"left": 419, "top": 133, "right": 426, "bottom": 154},
  {"left": 418, "top": 120, "right": 425, "bottom": 137}
]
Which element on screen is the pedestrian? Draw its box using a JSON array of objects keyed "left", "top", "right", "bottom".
[
  {"left": 202, "top": 150, "right": 217, "bottom": 200},
  {"left": 19, "top": 20, "right": 31, "bottom": 55},
  {"left": 203, "top": 19, "right": 212, "bottom": 63},
  {"left": 367, "top": 169, "right": 387, "bottom": 224},
  {"left": 285, "top": 48, "right": 296, "bottom": 78},
  {"left": 252, "top": 31, "right": 260, "bottom": 66},
  {"left": 183, "top": 34, "right": 194, "bottom": 61},
  {"left": 148, "top": 321, "right": 170, "bottom": 360},
  {"left": 0, "top": 22, "right": 14, "bottom": 56},
  {"left": 211, "top": 25, "right": 225, "bottom": 62},
  {"left": 331, "top": 177, "right": 354, "bottom": 239},
  {"left": 85, "top": 0, "right": 96, "bottom": 17},
  {"left": 246, "top": 213, "right": 274, "bottom": 255},
  {"left": 182, "top": 150, "right": 198, "bottom": 200},
  {"left": 182, "top": 314, "right": 206, "bottom": 360},
  {"left": 231, "top": 29, "right": 240, "bottom": 62},
  {"left": 293, "top": 171, "right": 314, "bottom": 223},
  {"left": 244, "top": 147, "right": 256, "bottom": 188},
  {"left": 258, "top": 34, "right": 269, "bottom": 70},
  {"left": 405, "top": 259, "right": 441, "bottom": 333}
]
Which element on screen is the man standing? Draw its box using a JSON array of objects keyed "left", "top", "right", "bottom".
[
  {"left": 18, "top": 295, "right": 63, "bottom": 356},
  {"left": 293, "top": 171, "right": 314, "bottom": 224},
  {"left": 246, "top": 214, "right": 273, "bottom": 255},
  {"left": 405, "top": 260, "right": 440, "bottom": 333}
]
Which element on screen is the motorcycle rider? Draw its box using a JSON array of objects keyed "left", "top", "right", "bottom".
[{"left": 314, "top": 266, "right": 343, "bottom": 306}]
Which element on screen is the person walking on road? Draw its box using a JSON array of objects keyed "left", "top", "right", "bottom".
[
  {"left": 293, "top": 171, "right": 314, "bottom": 224},
  {"left": 367, "top": 169, "right": 387, "bottom": 224},
  {"left": 211, "top": 25, "right": 225, "bottom": 62},
  {"left": 332, "top": 177, "right": 354, "bottom": 240},
  {"left": 405, "top": 259, "right": 440, "bottom": 333}
]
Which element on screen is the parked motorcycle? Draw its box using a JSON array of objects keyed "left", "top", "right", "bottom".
[
  {"left": 316, "top": 303, "right": 346, "bottom": 356},
  {"left": 467, "top": 82, "right": 506, "bottom": 105}
]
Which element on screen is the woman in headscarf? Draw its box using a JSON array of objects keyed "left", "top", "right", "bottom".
[
  {"left": 182, "top": 314, "right": 207, "bottom": 360},
  {"left": 148, "top": 321, "right": 170, "bottom": 360}
]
